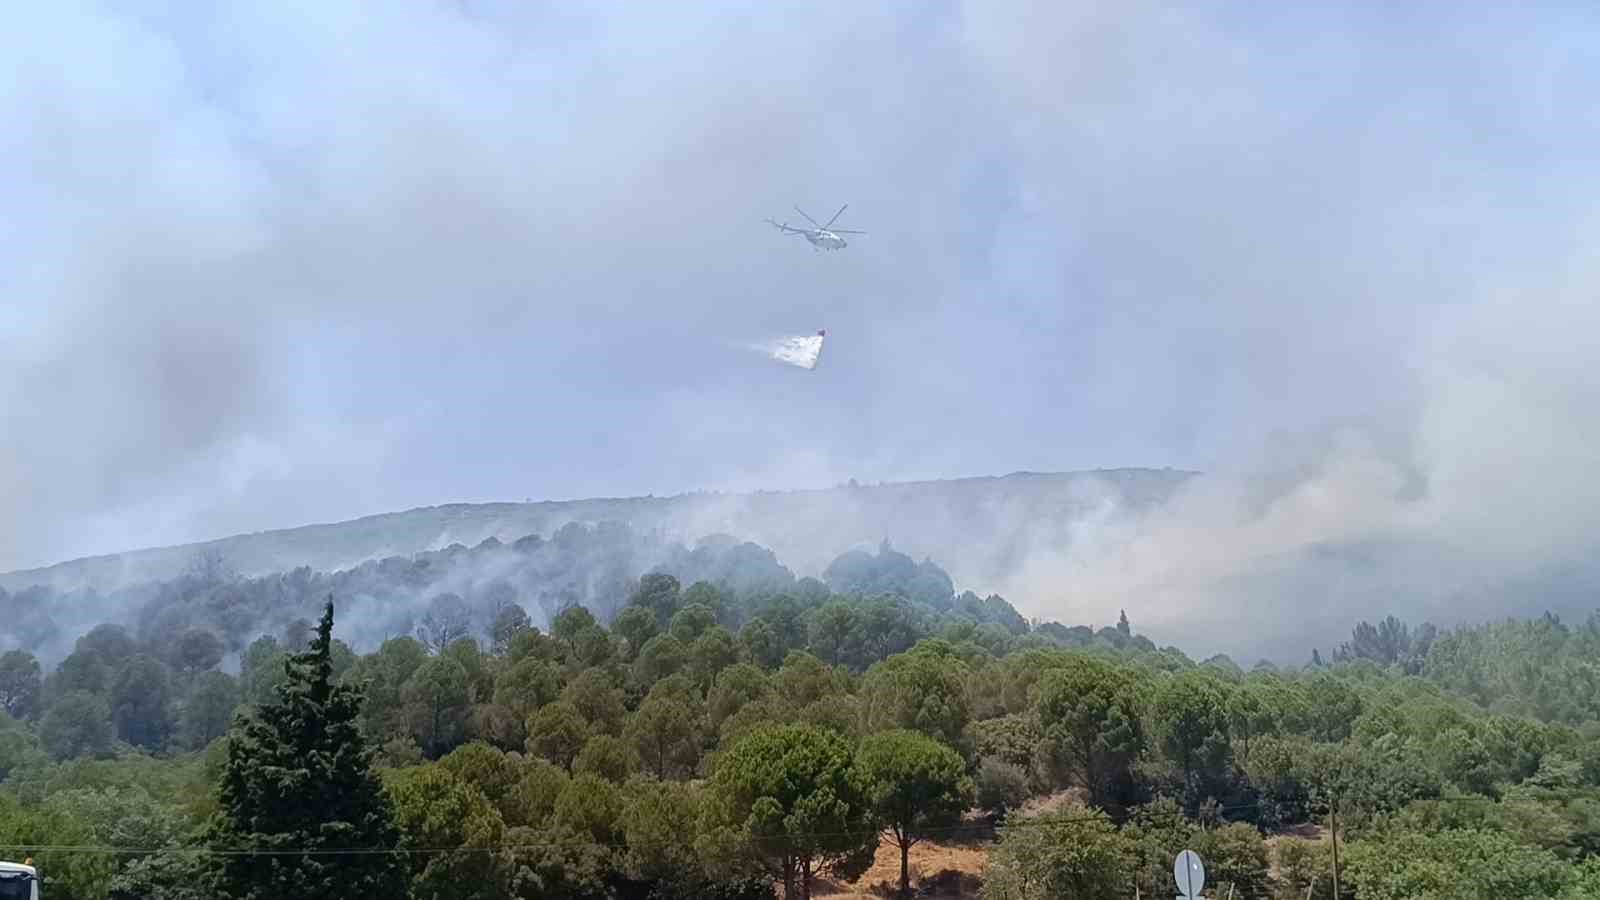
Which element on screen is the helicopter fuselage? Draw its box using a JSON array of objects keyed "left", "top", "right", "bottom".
[
  {"left": 768, "top": 209, "right": 857, "bottom": 250},
  {"left": 804, "top": 230, "right": 847, "bottom": 250}
]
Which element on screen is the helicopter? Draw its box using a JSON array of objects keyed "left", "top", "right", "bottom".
[{"left": 766, "top": 204, "right": 865, "bottom": 251}]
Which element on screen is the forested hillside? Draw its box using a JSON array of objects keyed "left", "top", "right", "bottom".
[
  {"left": 0, "top": 529, "right": 1598, "bottom": 898},
  {"left": 0, "top": 523, "right": 1027, "bottom": 665},
  {"left": 0, "top": 468, "right": 1194, "bottom": 595}
]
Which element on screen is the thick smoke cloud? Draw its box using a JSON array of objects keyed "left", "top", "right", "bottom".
[
  {"left": 5, "top": 3, "right": 1600, "bottom": 661},
  {"left": 2, "top": 1, "right": 977, "bottom": 566},
  {"left": 957, "top": 4, "right": 1600, "bottom": 659}
]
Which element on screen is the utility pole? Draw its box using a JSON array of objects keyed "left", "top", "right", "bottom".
[{"left": 1328, "top": 792, "right": 1342, "bottom": 899}]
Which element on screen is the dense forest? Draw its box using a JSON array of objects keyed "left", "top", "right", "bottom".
[
  {"left": 0, "top": 524, "right": 1024, "bottom": 665},
  {"left": 0, "top": 523, "right": 1598, "bottom": 898}
]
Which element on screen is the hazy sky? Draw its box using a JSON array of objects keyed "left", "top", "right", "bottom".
[{"left": 5, "top": 3, "right": 1600, "bottom": 646}]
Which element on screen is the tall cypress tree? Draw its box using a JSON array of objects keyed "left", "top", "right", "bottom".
[{"left": 210, "top": 599, "right": 406, "bottom": 899}]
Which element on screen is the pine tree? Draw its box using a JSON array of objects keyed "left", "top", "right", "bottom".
[
  {"left": 1117, "top": 610, "right": 1131, "bottom": 637},
  {"left": 209, "top": 599, "right": 407, "bottom": 900}
]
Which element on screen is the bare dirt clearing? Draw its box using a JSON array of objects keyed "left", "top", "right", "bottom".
[{"left": 813, "top": 835, "right": 990, "bottom": 898}]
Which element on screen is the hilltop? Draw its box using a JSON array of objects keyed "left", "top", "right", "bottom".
[{"left": 0, "top": 468, "right": 1197, "bottom": 595}]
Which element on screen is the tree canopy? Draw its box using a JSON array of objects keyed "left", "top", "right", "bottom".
[
  {"left": 2, "top": 527, "right": 1600, "bottom": 898},
  {"left": 208, "top": 600, "right": 406, "bottom": 899},
  {"left": 700, "top": 724, "right": 877, "bottom": 900},
  {"left": 856, "top": 729, "right": 974, "bottom": 896}
]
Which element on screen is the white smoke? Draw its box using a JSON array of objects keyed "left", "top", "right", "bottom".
[
  {"left": 747, "top": 332, "right": 826, "bottom": 370},
  {"left": 10, "top": 3, "right": 1600, "bottom": 668}
]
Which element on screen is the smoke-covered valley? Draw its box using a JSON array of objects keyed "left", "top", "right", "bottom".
[
  {"left": 6, "top": 5, "right": 1600, "bottom": 668},
  {"left": 0, "top": 469, "right": 1189, "bottom": 663},
  {"left": 6, "top": 462, "right": 1600, "bottom": 666},
  {"left": 14, "top": 10, "right": 1600, "bottom": 900}
]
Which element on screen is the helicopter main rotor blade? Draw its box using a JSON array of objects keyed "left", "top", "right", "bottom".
[
  {"left": 829, "top": 229, "right": 866, "bottom": 234},
  {"left": 794, "top": 205, "right": 822, "bottom": 228},
  {"left": 822, "top": 203, "right": 848, "bottom": 230}
]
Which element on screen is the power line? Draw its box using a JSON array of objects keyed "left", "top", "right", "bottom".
[
  {"left": 0, "top": 808, "right": 1180, "bottom": 858},
  {"left": 0, "top": 789, "right": 1591, "bottom": 858}
]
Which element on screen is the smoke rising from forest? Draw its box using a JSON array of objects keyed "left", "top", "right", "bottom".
[{"left": 5, "top": 4, "right": 1600, "bottom": 662}]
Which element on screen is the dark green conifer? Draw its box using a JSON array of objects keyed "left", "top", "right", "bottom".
[{"left": 210, "top": 599, "right": 406, "bottom": 899}]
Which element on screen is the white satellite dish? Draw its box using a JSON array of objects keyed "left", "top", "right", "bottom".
[{"left": 1174, "top": 849, "right": 1206, "bottom": 899}]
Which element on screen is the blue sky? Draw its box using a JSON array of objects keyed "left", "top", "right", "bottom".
[{"left": 5, "top": 2, "right": 1600, "bottom": 647}]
